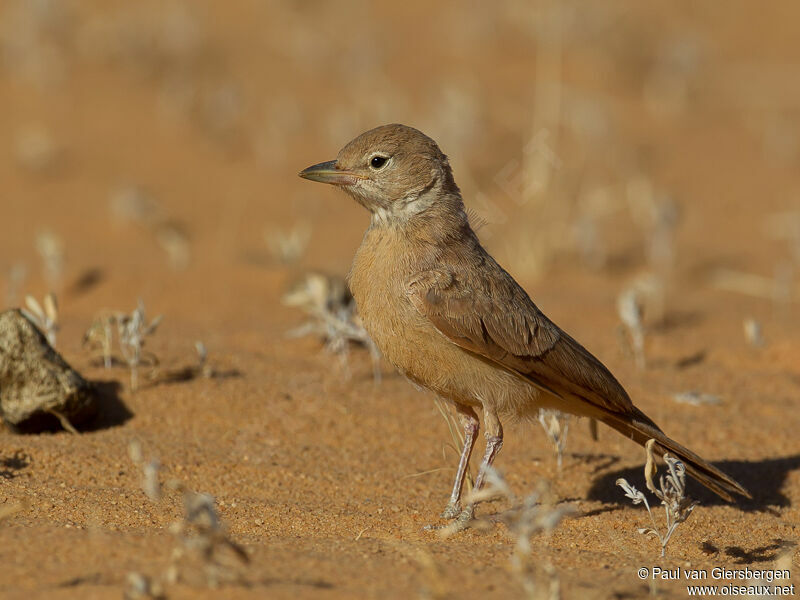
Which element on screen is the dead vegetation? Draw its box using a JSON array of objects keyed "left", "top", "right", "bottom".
[
  {"left": 126, "top": 441, "right": 249, "bottom": 596},
  {"left": 82, "top": 301, "right": 163, "bottom": 391},
  {"left": 34, "top": 230, "right": 64, "bottom": 291},
  {"left": 21, "top": 292, "right": 58, "bottom": 347},
  {"left": 743, "top": 317, "right": 765, "bottom": 347},
  {"left": 446, "top": 467, "right": 574, "bottom": 600},
  {"left": 672, "top": 391, "right": 721, "bottom": 407},
  {"left": 84, "top": 305, "right": 231, "bottom": 390},
  {"left": 116, "top": 303, "right": 163, "bottom": 392},
  {"left": 282, "top": 271, "right": 381, "bottom": 381},
  {"left": 152, "top": 340, "right": 240, "bottom": 385},
  {"left": 83, "top": 310, "right": 117, "bottom": 369},
  {"left": 616, "top": 439, "right": 699, "bottom": 557},
  {"left": 616, "top": 273, "right": 664, "bottom": 370},
  {"left": 537, "top": 409, "right": 569, "bottom": 470}
]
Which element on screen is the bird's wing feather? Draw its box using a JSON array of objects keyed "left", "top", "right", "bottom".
[
  {"left": 407, "top": 260, "right": 634, "bottom": 416},
  {"left": 407, "top": 260, "right": 751, "bottom": 501}
]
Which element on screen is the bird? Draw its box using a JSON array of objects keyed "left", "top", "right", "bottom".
[{"left": 298, "top": 123, "right": 750, "bottom": 526}]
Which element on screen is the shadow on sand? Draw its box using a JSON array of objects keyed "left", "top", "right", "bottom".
[{"left": 586, "top": 454, "right": 800, "bottom": 513}]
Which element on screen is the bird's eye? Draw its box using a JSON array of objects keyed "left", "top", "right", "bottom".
[{"left": 370, "top": 155, "right": 388, "bottom": 169}]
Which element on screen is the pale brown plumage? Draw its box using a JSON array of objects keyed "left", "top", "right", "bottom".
[{"left": 299, "top": 123, "right": 749, "bottom": 524}]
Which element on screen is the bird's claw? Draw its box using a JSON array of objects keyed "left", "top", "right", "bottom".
[
  {"left": 455, "top": 505, "right": 474, "bottom": 525},
  {"left": 424, "top": 505, "right": 474, "bottom": 532},
  {"left": 440, "top": 500, "right": 462, "bottom": 519}
]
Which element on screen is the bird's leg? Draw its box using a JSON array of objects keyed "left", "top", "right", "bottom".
[
  {"left": 440, "top": 404, "right": 479, "bottom": 519},
  {"left": 456, "top": 409, "right": 503, "bottom": 524}
]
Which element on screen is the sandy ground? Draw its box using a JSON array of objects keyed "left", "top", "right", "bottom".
[{"left": 0, "top": 1, "right": 799, "bottom": 598}]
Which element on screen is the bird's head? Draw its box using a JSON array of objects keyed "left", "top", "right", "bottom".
[{"left": 299, "top": 124, "right": 461, "bottom": 225}]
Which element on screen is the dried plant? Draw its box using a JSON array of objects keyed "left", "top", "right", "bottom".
[
  {"left": 617, "top": 285, "right": 646, "bottom": 369},
  {"left": 537, "top": 409, "right": 569, "bottom": 470},
  {"left": 156, "top": 221, "right": 191, "bottom": 270},
  {"left": 264, "top": 221, "right": 312, "bottom": 265},
  {"left": 743, "top": 318, "right": 765, "bottom": 348},
  {"left": 21, "top": 292, "right": 58, "bottom": 347},
  {"left": 151, "top": 340, "right": 237, "bottom": 385},
  {"left": 616, "top": 439, "right": 699, "bottom": 557},
  {"left": 283, "top": 272, "right": 381, "bottom": 381},
  {"left": 127, "top": 441, "right": 249, "bottom": 593},
  {"left": 83, "top": 311, "right": 118, "bottom": 368},
  {"left": 117, "top": 301, "right": 163, "bottom": 391},
  {"left": 450, "top": 468, "right": 572, "bottom": 600},
  {"left": 164, "top": 484, "right": 249, "bottom": 588},
  {"left": 617, "top": 274, "right": 663, "bottom": 369},
  {"left": 151, "top": 341, "right": 241, "bottom": 383},
  {"left": 128, "top": 441, "right": 162, "bottom": 503},
  {"left": 193, "top": 341, "right": 214, "bottom": 379},
  {"left": 88, "top": 316, "right": 226, "bottom": 388},
  {"left": 35, "top": 230, "right": 64, "bottom": 289},
  {"left": 672, "top": 391, "right": 721, "bottom": 407}
]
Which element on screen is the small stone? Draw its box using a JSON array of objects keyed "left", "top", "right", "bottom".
[{"left": 0, "top": 309, "right": 96, "bottom": 431}]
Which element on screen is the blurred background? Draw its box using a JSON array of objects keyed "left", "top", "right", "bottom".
[{"left": 1, "top": 0, "right": 798, "bottom": 345}]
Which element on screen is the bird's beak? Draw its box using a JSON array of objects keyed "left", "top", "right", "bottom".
[{"left": 298, "top": 160, "right": 367, "bottom": 186}]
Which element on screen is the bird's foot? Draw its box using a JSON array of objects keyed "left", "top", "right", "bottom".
[
  {"left": 440, "top": 500, "right": 462, "bottom": 520},
  {"left": 451, "top": 506, "right": 475, "bottom": 529},
  {"left": 424, "top": 505, "right": 475, "bottom": 533}
]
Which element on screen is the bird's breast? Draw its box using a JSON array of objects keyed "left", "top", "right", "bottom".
[
  {"left": 348, "top": 228, "right": 425, "bottom": 355},
  {"left": 347, "top": 227, "right": 543, "bottom": 415},
  {"left": 349, "top": 229, "right": 448, "bottom": 372}
]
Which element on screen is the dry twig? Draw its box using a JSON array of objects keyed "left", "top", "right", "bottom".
[{"left": 617, "top": 439, "right": 699, "bottom": 557}]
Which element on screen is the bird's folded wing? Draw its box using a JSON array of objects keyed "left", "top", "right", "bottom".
[{"left": 407, "top": 265, "right": 634, "bottom": 416}]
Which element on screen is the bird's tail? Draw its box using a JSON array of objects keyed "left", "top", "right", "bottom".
[{"left": 598, "top": 408, "right": 750, "bottom": 502}]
